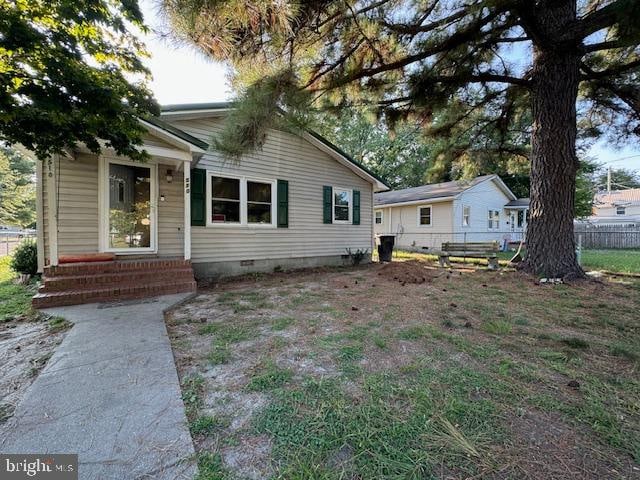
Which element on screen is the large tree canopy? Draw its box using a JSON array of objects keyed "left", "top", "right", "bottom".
[
  {"left": 0, "top": 147, "right": 35, "bottom": 228},
  {"left": 0, "top": 0, "right": 158, "bottom": 161},
  {"left": 162, "top": 0, "right": 640, "bottom": 278}
]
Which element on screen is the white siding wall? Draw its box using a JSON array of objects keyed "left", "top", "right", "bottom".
[
  {"left": 373, "top": 201, "right": 455, "bottom": 249},
  {"left": 453, "top": 179, "right": 513, "bottom": 242},
  {"left": 167, "top": 117, "right": 373, "bottom": 263},
  {"left": 594, "top": 205, "right": 640, "bottom": 217}
]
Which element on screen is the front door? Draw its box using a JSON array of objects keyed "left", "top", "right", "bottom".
[{"left": 103, "top": 160, "right": 157, "bottom": 253}]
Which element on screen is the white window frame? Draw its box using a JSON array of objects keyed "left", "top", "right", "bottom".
[
  {"left": 205, "top": 171, "right": 277, "bottom": 228},
  {"left": 375, "top": 210, "right": 383, "bottom": 225},
  {"left": 488, "top": 209, "right": 500, "bottom": 230},
  {"left": 616, "top": 206, "right": 626, "bottom": 216},
  {"left": 462, "top": 205, "right": 470, "bottom": 227},
  {"left": 99, "top": 157, "right": 158, "bottom": 254},
  {"left": 332, "top": 187, "right": 352, "bottom": 224},
  {"left": 416, "top": 205, "right": 433, "bottom": 227}
]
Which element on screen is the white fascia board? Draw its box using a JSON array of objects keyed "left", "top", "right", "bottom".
[{"left": 138, "top": 118, "right": 206, "bottom": 154}]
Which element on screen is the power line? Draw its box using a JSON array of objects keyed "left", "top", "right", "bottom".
[{"left": 598, "top": 154, "right": 640, "bottom": 165}]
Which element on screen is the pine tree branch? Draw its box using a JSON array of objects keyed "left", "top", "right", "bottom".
[
  {"left": 580, "top": 59, "right": 640, "bottom": 79},
  {"left": 314, "top": 8, "right": 512, "bottom": 91},
  {"left": 583, "top": 39, "right": 638, "bottom": 52},
  {"left": 571, "top": 0, "right": 635, "bottom": 39}
]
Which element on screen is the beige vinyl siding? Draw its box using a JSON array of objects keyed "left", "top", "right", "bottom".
[
  {"left": 56, "top": 153, "right": 100, "bottom": 254},
  {"left": 40, "top": 153, "right": 185, "bottom": 261},
  {"left": 157, "top": 164, "right": 184, "bottom": 257},
  {"left": 167, "top": 117, "right": 373, "bottom": 263},
  {"left": 42, "top": 161, "right": 50, "bottom": 261},
  {"left": 141, "top": 134, "right": 178, "bottom": 149},
  {"left": 374, "top": 201, "right": 454, "bottom": 249}
]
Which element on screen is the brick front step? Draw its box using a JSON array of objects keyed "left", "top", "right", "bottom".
[
  {"left": 39, "top": 268, "right": 195, "bottom": 292},
  {"left": 44, "top": 258, "right": 192, "bottom": 277},
  {"left": 33, "top": 258, "right": 197, "bottom": 308},
  {"left": 32, "top": 279, "right": 197, "bottom": 309}
]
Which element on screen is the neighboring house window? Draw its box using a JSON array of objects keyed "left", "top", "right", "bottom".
[
  {"left": 616, "top": 206, "right": 626, "bottom": 215},
  {"left": 333, "top": 188, "right": 351, "bottom": 223},
  {"left": 247, "top": 181, "right": 272, "bottom": 224},
  {"left": 375, "top": 210, "right": 383, "bottom": 224},
  {"left": 488, "top": 210, "right": 500, "bottom": 229},
  {"left": 418, "top": 206, "right": 432, "bottom": 226},
  {"left": 462, "top": 206, "right": 470, "bottom": 227},
  {"left": 211, "top": 176, "right": 241, "bottom": 223},
  {"left": 517, "top": 210, "right": 525, "bottom": 228}
]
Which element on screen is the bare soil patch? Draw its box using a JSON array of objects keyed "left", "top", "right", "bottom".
[
  {"left": 167, "top": 261, "right": 640, "bottom": 479},
  {"left": 0, "top": 316, "right": 70, "bottom": 424}
]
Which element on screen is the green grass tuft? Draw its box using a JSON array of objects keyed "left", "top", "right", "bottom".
[
  {"left": 195, "top": 452, "right": 229, "bottom": 480},
  {"left": 560, "top": 336, "right": 590, "bottom": 349},
  {"left": 482, "top": 319, "right": 512, "bottom": 335},
  {"left": 271, "top": 316, "right": 295, "bottom": 331},
  {"left": 247, "top": 362, "right": 293, "bottom": 391}
]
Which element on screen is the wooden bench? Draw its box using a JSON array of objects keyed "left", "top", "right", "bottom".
[{"left": 437, "top": 241, "right": 500, "bottom": 270}]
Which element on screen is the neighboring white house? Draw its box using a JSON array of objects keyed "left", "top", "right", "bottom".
[
  {"left": 32, "top": 102, "right": 388, "bottom": 307},
  {"left": 581, "top": 188, "right": 640, "bottom": 225},
  {"left": 374, "top": 175, "right": 529, "bottom": 250}
]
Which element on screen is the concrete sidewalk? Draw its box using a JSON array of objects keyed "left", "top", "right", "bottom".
[{"left": 0, "top": 294, "right": 196, "bottom": 480}]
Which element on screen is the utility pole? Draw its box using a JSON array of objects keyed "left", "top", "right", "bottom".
[{"left": 607, "top": 166, "right": 611, "bottom": 194}]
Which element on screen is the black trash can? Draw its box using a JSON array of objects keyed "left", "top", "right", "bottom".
[{"left": 377, "top": 235, "right": 395, "bottom": 262}]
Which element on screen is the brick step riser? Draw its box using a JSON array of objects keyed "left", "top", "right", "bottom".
[
  {"left": 44, "top": 260, "right": 192, "bottom": 277},
  {"left": 40, "top": 269, "right": 195, "bottom": 292},
  {"left": 32, "top": 281, "right": 197, "bottom": 309}
]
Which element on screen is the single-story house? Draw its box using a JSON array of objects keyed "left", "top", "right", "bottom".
[
  {"left": 578, "top": 188, "right": 640, "bottom": 226},
  {"left": 374, "top": 175, "right": 529, "bottom": 250},
  {"left": 31, "top": 102, "right": 388, "bottom": 307}
]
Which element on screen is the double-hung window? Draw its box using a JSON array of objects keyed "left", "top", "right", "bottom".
[
  {"left": 418, "top": 206, "right": 432, "bottom": 226},
  {"left": 211, "top": 176, "right": 241, "bottom": 223},
  {"left": 333, "top": 188, "right": 351, "bottom": 223},
  {"left": 375, "top": 210, "right": 383, "bottom": 224},
  {"left": 488, "top": 210, "right": 500, "bottom": 229},
  {"left": 208, "top": 173, "right": 275, "bottom": 226},
  {"left": 462, "top": 206, "right": 470, "bottom": 227},
  {"left": 616, "top": 206, "right": 626, "bottom": 216},
  {"left": 247, "top": 181, "right": 272, "bottom": 224}
]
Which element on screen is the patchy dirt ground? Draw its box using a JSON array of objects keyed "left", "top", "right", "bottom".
[
  {"left": 0, "top": 316, "right": 70, "bottom": 424},
  {"left": 167, "top": 261, "right": 640, "bottom": 479}
]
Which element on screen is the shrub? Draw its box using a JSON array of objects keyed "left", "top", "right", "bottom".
[
  {"left": 346, "top": 248, "right": 369, "bottom": 266},
  {"left": 10, "top": 241, "right": 38, "bottom": 276}
]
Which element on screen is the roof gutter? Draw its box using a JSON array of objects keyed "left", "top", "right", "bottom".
[{"left": 374, "top": 196, "right": 457, "bottom": 209}]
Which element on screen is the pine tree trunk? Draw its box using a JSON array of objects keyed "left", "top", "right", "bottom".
[{"left": 521, "top": 1, "right": 585, "bottom": 279}]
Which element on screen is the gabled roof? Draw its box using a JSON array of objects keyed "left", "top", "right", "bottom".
[
  {"left": 375, "top": 174, "right": 516, "bottom": 207},
  {"left": 142, "top": 116, "right": 209, "bottom": 151},
  {"left": 505, "top": 198, "right": 530, "bottom": 208},
  {"left": 595, "top": 188, "right": 640, "bottom": 207},
  {"left": 158, "top": 102, "right": 389, "bottom": 191}
]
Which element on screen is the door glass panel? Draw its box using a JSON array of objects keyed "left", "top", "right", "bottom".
[{"left": 109, "top": 164, "right": 151, "bottom": 249}]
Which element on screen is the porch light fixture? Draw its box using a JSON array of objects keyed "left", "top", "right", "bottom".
[{"left": 166, "top": 169, "right": 173, "bottom": 183}]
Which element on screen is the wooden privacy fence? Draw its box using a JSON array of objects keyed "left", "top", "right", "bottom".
[{"left": 574, "top": 225, "right": 640, "bottom": 249}]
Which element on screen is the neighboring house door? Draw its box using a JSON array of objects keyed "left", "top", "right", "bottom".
[{"left": 101, "top": 159, "right": 157, "bottom": 253}]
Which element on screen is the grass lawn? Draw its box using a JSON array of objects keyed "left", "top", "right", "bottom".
[
  {"left": 0, "top": 256, "right": 39, "bottom": 322},
  {"left": 167, "top": 262, "right": 640, "bottom": 479}
]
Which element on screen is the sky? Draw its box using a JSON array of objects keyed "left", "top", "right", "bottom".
[{"left": 138, "top": 0, "right": 640, "bottom": 173}]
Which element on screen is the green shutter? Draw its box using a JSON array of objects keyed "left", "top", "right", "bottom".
[
  {"left": 277, "top": 179, "right": 289, "bottom": 228},
  {"left": 190, "top": 168, "right": 206, "bottom": 226},
  {"left": 353, "top": 190, "right": 360, "bottom": 225},
  {"left": 323, "top": 186, "right": 332, "bottom": 224}
]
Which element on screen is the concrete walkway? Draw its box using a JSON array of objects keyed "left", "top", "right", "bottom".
[{"left": 0, "top": 294, "right": 196, "bottom": 480}]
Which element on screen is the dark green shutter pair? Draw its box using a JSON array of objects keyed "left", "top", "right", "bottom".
[
  {"left": 323, "top": 186, "right": 360, "bottom": 225},
  {"left": 190, "top": 168, "right": 289, "bottom": 227}
]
